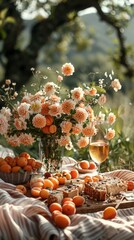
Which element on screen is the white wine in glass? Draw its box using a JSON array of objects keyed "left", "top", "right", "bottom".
[{"left": 89, "top": 140, "right": 109, "bottom": 172}]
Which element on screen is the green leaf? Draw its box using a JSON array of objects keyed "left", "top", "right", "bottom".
[
  {"left": 5, "top": 17, "right": 16, "bottom": 24},
  {"left": 114, "top": 117, "right": 124, "bottom": 134},
  {"left": 0, "top": 8, "right": 8, "bottom": 20}
]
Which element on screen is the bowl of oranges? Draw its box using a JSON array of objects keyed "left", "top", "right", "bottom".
[{"left": 0, "top": 152, "right": 43, "bottom": 185}]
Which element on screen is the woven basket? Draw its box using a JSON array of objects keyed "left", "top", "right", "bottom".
[{"left": 0, "top": 171, "right": 31, "bottom": 185}]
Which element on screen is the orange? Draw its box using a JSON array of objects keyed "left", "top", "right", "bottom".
[
  {"left": 34, "top": 161, "right": 42, "bottom": 170},
  {"left": 40, "top": 188, "right": 50, "bottom": 199},
  {"left": 30, "top": 181, "right": 44, "bottom": 189},
  {"left": 42, "top": 125, "right": 50, "bottom": 134},
  {"left": 23, "top": 165, "right": 33, "bottom": 172},
  {"left": 73, "top": 196, "right": 85, "bottom": 207},
  {"left": 5, "top": 156, "right": 15, "bottom": 166},
  {"left": 45, "top": 115, "right": 54, "bottom": 126},
  {"left": 49, "top": 125, "right": 57, "bottom": 134},
  {"left": 0, "top": 164, "right": 11, "bottom": 173},
  {"left": 84, "top": 176, "right": 93, "bottom": 183},
  {"left": 0, "top": 160, "right": 9, "bottom": 166},
  {"left": 16, "top": 185, "right": 27, "bottom": 194},
  {"left": 127, "top": 181, "right": 134, "bottom": 191},
  {"left": 31, "top": 187, "right": 41, "bottom": 197},
  {"left": 92, "top": 176, "right": 100, "bottom": 182},
  {"left": 48, "top": 177, "right": 59, "bottom": 189},
  {"left": 64, "top": 172, "right": 71, "bottom": 180},
  {"left": 80, "top": 160, "right": 90, "bottom": 169},
  {"left": 49, "top": 203, "right": 62, "bottom": 213},
  {"left": 70, "top": 169, "right": 79, "bottom": 179},
  {"left": 58, "top": 176, "right": 66, "bottom": 185},
  {"left": 52, "top": 210, "right": 62, "bottom": 221},
  {"left": 62, "top": 198, "right": 73, "bottom": 205},
  {"left": 27, "top": 158, "right": 36, "bottom": 168},
  {"left": 43, "top": 179, "right": 54, "bottom": 189},
  {"left": 17, "top": 157, "right": 28, "bottom": 167},
  {"left": 103, "top": 207, "right": 117, "bottom": 220},
  {"left": 62, "top": 202, "right": 76, "bottom": 216},
  {"left": 88, "top": 161, "right": 97, "bottom": 170},
  {"left": 54, "top": 214, "right": 71, "bottom": 229},
  {"left": 19, "top": 152, "right": 30, "bottom": 159},
  {"left": 11, "top": 166, "right": 21, "bottom": 173}
]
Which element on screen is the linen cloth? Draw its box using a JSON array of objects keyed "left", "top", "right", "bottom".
[{"left": 0, "top": 158, "right": 134, "bottom": 240}]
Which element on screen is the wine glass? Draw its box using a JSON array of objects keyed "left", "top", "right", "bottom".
[{"left": 89, "top": 132, "right": 109, "bottom": 173}]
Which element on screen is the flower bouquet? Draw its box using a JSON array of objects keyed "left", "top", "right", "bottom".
[{"left": 0, "top": 63, "right": 122, "bottom": 173}]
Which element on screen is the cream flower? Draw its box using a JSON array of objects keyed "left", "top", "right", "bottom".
[
  {"left": 17, "top": 102, "right": 30, "bottom": 119},
  {"left": 82, "top": 125, "right": 97, "bottom": 137},
  {"left": 14, "top": 118, "right": 27, "bottom": 130},
  {"left": 1, "top": 107, "right": 12, "bottom": 120},
  {"left": 6, "top": 135, "right": 20, "bottom": 147},
  {"left": 105, "top": 128, "right": 115, "bottom": 140},
  {"left": 111, "top": 79, "right": 122, "bottom": 92},
  {"left": 71, "top": 87, "right": 84, "bottom": 102},
  {"left": 107, "top": 112, "right": 116, "bottom": 125},
  {"left": 19, "top": 133, "right": 35, "bottom": 145},
  {"left": 98, "top": 94, "right": 107, "bottom": 106},
  {"left": 73, "top": 107, "right": 88, "bottom": 123},
  {"left": 62, "top": 99, "right": 75, "bottom": 114},
  {"left": 58, "top": 135, "right": 70, "bottom": 146},
  {"left": 32, "top": 114, "right": 46, "bottom": 128},
  {"left": 43, "top": 82, "right": 58, "bottom": 96},
  {"left": 49, "top": 103, "right": 62, "bottom": 116},
  {"left": 72, "top": 124, "right": 82, "bottom": 135},
  {"left": 60, "top": 121, "right": 72, "bottom": 134},
  {"left": 61, "top": 63, "right": 75, "bottom": 76},
  {"left": 89, "top": 87, "right": 97, "bottom": 96},
  {"left": 77, "top": 137, "right": 89, "bottom": 148},
  {"left": 30, "top": 100, "right": 42, "bottom": 114}
]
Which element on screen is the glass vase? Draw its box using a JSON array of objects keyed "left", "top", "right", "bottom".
[{"left": 38, "top": 136, "right": 63, "bottom": 173}]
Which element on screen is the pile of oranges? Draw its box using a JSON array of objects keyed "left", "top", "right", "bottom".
[{"left": 0, "top": 152, "right": 42, "bottom": 174}]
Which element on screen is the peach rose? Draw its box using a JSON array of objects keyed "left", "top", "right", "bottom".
[
  {"left": 105, "top": 128, "right": 115, "bottom": 140},
  {"left": 62, "top": 99, "right": 75, "bottom": 114},
  {"left": 73, "top": 107, "right": 88, "bottom": 123},
  {"left": 19, "top": 133, "right": 35, "bottom": 145},
  {"left": 71, "top": 87, "right": 84, "bottom": 102},
  {"left": 61, "top": 63, "right": 75, "bottom": 76},
  {"left": 32, "top": 114, "right": 46, "bottom": 128},
  {"left": 111, "top": 79, "right": 122, "bottom": 92},
  {"left": 107, "top": 113, "right": 116, "bottom": 125},
  {"left": 77, "top": 137, "right": 89, "bottom": 148}
]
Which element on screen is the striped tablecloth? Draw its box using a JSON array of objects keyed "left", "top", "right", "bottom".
[{"left": 0, "top": 169, "right": 134, "bottom": 240}]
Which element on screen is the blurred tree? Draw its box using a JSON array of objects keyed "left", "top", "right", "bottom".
[{"left": 0, "top": 0, "right": 134, "bottom": 92}]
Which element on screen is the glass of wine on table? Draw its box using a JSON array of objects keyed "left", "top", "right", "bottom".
[{"left": 89, "top": 133, "right": 109, "bottom": 174}]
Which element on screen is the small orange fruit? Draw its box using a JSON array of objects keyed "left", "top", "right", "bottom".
[
  {"left": 70, "top": 169, "right": 79, "bottom": 179},
  {"left": 16, "top": 185, "right": 27, "bottom": 195},
  {"left": 62, "top": 198, "right": 73, "bottom": 205},
  {"left": 73, "top": 196, "right": 85, "bottom": 207},
  {"left": 62, "top": 202, "right": 76, "bottom": 216},
  {"left": 127, "top": 181, "right": 134, "bottom": 191},
  {"left": 52, "top": 210, "right": 62, "bottom": 221},
  {"left": 19, "top": 152, "right": 30, "bottom": 159},
  {"left": 45, "top": 115, "right": 54, "bottom": 126},
  {"left": 31, "top": 187, "right": 41, "bottom": 197},
  {"left": 48, "top": 177, "right": 59, "bottom": 189},
  {"left": 49, "top": 125, "right": 57, "bottom": 134},
  {"left": 23, "top": 165, "right": 33, "bottom": 172},
  {"left": 49, "top": 203, "right": 62, "bottom": 213},
  {"left": 54, "top": 214, "right": 71, "bottom": 229},
  {"left": 84, "top": 176, "right": 93, "bottom": 183},
  {"left": 42, "top": 125, "right": 50, "bottom": 134},
  {"left": 43, "top": 179, "right": 54, "bottom": 189},
  {"left": 58, "top": 176, "right": 66, "bottom": 185},
  {"left": 80, "top": 160, "right": 90, "bottom": 169},
  {"left": 27, "top": 158, "right": 36, "bottom": 168},
  {"left": 17, "top": 157, "right": 28, "bottom": 167},
  {"left": 88, "top": 161, "right": 97, "bottom": 170},
  {"left": 40, "top": 188, "right": 50, "bottom": 199},
  {"left": 0, "top": 164, "right": 11, "bottom": 173},
  {"left": 11, "top": 166, "right": 21, "bottom": 173},
  {"left": 103, "top": 207, "right": 117, "bottom": 220}
]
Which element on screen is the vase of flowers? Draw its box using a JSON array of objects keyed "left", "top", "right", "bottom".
[
  {"left": 0, "top": 63, "right": 122, "bottom": 172},
  {"left": 38, "top": 136, "right": 64, "bottom": 172}
]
